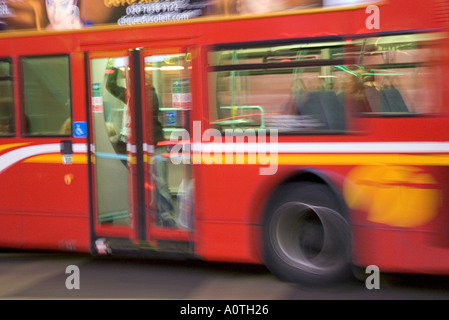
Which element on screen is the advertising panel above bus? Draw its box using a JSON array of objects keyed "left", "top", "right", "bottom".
[{"left": 0, "top": 0, "right": 375, "bottom": 32}]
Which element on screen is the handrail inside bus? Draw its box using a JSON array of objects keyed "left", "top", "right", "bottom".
[
  {"left": 216, "top": 105, "right": 266, "bottom": 129},
  {"left": 98, "top": 210, "right": 129, "bottom": 223},
  {"left": 95, "top": 152, "right": 128, "bottom": 161}
]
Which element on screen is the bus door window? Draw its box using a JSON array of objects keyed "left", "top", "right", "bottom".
[
  {"left": 144, "top": 53, "right": 193, "bottom": 229},
  {"left": 0, "top": 59, "right": 14, "bottom": 136},
  {"left": 90, "top": 56, "right": 130, "bottom": 226}
]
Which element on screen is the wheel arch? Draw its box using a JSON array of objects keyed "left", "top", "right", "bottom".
[{"left": 262, "top": 168, "right": 350, "bottom": 223}]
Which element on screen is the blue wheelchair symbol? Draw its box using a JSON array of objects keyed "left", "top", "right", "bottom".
[{"left": 73, "top": 122, "right": 87, "bottom": 138}]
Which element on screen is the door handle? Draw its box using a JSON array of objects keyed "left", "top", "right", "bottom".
[{"left": 60, "top": 140, "right": 73, "bottom": 155}]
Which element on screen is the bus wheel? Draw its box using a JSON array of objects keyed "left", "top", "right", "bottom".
[{"left": 263, "top": 183, "right": 352, "bottom": 286}]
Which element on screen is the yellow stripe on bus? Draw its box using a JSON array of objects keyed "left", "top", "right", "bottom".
[
  {"left": 0, "top": 143, "right": 30, "bottom": 153},
  {"left": 277, "top": 154, "right": 449, "bottom": 166},
  {"left": 22, "top": 153, "right": 449, "bottom": 167},
  {"left": 24, "top": 154, "right": 88, "bottom": 164},
  {"left": 190, "top": 153, "right": 449, "bottom": 166}
]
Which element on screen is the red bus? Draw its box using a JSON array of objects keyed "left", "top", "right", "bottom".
[{"left": 0, "top": 0, "right": 448, "bottom": 285}]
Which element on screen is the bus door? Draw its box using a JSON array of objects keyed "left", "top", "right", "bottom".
[
  {"left": 88, "top": 50, "right": 133, "bottom": 240},
  {"left": 141, "top": 48, "right": 194, "bottom": 243},
  {"left": 88, "top": 48, "right": 193, "bottom": 250}
]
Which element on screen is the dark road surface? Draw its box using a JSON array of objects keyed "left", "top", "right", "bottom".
[{"left": 0, "top": 250, "right": 449, "bottom": 300}]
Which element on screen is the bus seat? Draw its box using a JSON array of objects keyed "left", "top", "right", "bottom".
[
  {"left": 298, "top": 91, "right": 328, "bottom": 129},
  {"left": 299, "top": 90, "right": 345, "bottom": 130},
  {"left": 380, "top": 87, "right": 409, "bottom": 113},
  {"left": 317, "top": 90, "right": 346, "bottom": 130},
  {"left": 364, "top": 86, "right": 382, "bottom": 112}
]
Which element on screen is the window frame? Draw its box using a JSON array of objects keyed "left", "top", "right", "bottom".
[
  {"left": 19, "top": 54, "right": 73, "bottom": 137},
  {"left": 0, "top": 57, "right": 15, "bottom": 137},
  {"left": 209, "top": 29, "right": 444, "bottom": 136},
  {"left": 210, "top": 36, "right": 350, "bottom": 135},
  {"left": 346, "top": 30, "right": 443, "bottom": 118}
]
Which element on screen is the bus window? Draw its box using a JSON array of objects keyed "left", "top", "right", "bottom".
[
  {"left": 210, "top": 40, "right": 347, "bottom": 133},
  {"left": 21, "top": 55, "right": 72, "bottom": 136},
  {"left": 346, "top": 32, "right": 444, "bottom": 115},
  {"left": 0, "top": 59, "right": 14, "bottom": 136}
]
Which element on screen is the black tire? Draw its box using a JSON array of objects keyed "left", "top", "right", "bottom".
[{"left": 263, "top": 182, "right": 352, "bottom": 286}]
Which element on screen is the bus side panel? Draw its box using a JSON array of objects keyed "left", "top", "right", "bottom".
[
  {"left": 194, "top": 162, "right": 351, "bottom": 264},
  {"left": 0, "top": 149, "right": 91, "bottom": 252},
  {"left": 0, "top": 156, "right": 25, "bottom": 248},
  {"left": 196, "top": 223, "right": 261, "bottom": 264},
  {"left": 193, "top": 164, "right": 268, "bottom": 263},
  {"left": 194, "top": 157, "right": 449, "bottom": 275},
  {"left": 21, "top": 159, "right": 90, "bottom": 252},
  {"left": 21, "top": 214, "right": 90, "bottom": 252},
  {"left": 349, "top": 165, "right": 449, "bottom": 274}
]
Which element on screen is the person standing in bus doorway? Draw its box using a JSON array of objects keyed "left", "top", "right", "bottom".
[
  {"left": 143, "top": 72, "right": 178, "bottom": 228},
  {"left": 106, "top": 67, "right": 178, "bottom": 227},
  {"left": 45, "top": 0, "right": 82, "bottom": 30}
]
